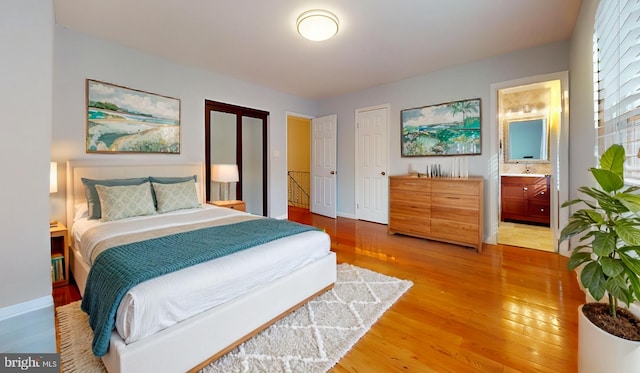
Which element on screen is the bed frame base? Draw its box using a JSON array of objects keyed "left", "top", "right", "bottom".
[
  {"left": 188, "top": 282, "right": 334, "bottom": 372},
  {"left": 101, "top": 252, "right": 337, "bottom": 373}
]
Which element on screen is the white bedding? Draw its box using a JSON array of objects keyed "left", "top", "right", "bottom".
[{"left": 72, "top": 205, "right": 331, "bottom": 344}]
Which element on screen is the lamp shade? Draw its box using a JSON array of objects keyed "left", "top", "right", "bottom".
[
  {"left": 297, "top": 9, "right": 339, "bottom": 41},
  {"left": 49, "top": 162, "right": 58, "bottom": 194},
  {"left": 211, "top": 164, "right": 239, "bottom": 183}
]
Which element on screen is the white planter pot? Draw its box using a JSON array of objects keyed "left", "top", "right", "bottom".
[{"left": 578, "top": 304, "right": 640, "bottom": 373}]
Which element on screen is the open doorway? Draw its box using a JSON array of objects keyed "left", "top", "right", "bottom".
[
  {"left": 496, "top": 79, "right": 563, "bottom": 252},
  {"left": 286, "top": 115, "right": 311, "bottom": 210},
  {"left": 286, "top": 113, "right": 337, "bottom": 219}
]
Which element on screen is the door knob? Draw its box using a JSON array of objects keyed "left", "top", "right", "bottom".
[
  {"left": 330, "top": 170, "right": 336, "bottom": 175},
  {"left": 381, "top": 171, "right": 386, "bottom": 176}
]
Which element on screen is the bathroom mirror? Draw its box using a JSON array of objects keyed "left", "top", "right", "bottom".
[{"left": 503, "top": 117, "right": 549, "bottom": 163}]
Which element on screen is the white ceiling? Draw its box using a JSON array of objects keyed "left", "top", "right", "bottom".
[{"left": 53, "top": 0, "right": 582, "bottom": 100}]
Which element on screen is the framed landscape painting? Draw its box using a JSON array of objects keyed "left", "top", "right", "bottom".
[
  {"left": 86, "top": 79, "right": 181, "bottom": 153},
  {"left": 401, "top": 98, "right": 481, "bottom": 157}
]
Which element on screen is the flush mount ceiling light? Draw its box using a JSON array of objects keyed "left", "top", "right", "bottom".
[{"left": 296, "top": 9, "right": 339, "bottom": 41}]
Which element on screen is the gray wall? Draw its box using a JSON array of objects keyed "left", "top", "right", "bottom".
[
  {"left": 0, "top": 0, "right": 56, "bottom": 352},
  {"left": 569, "top": 0, "right": 599, "bottom": 200},
  {"left": 317, "top": 41, "right": 570, "bottom": 231},
  {"left": 52, "top": 27, "right": 318, "bottom": 220}
]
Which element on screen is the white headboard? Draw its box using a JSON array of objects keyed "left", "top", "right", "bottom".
[{"left": 66, "top": 160, "right": 205, "bottom": 230}]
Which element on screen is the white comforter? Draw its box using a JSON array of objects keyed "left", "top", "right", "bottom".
[{"left": 72, "top": 205, "right": 331, "bottom": 344}]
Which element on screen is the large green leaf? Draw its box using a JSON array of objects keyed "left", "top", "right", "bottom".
[
  {"left": 599, "top": 143, "right": 625, "bottom": 176},
  {"left": 561, "top": 199, "right": 584, "bottom": 208},
  {"left": 578, "top": 186, "right": 610, "bottom": 200},
  {"left": 585, "top": 209, "right": 605, "bottom": 225},
  {"left": 616, "top": 193, "right": 640, "bottom": 214},
  {"left": 578, "top": 186, "right": 627, "bottom": 212},
  {"left": 619, "top": 250, "right": 640, "bottom": 275},
  {"left": 591, "top": 231, "right": 617, "bottom": 257},
  {"left": 624, "top": 267, "right": 640, "bottom": 302},
  {"left": 615, "top": 220, "right": 640, "bottom": 245},
  {"left": 623, "top": 185, "right": 640, "bottom": 194},
  {"left": 606, "top": 276, "right": 633, "bottom": 306},
  {"left": 568, "top": 251, "right": 593, "bottom": 270},
  {"left": 560, "top": 218, "right": 591, "bottom": 241},
  {"left": 601, "top": 257, "right": 624, "bottom": 277},
  {"left": 581, "top": 262, "right": 606, "bottom": 301},
  {"left": 590, "top": 168, "right": 624, "bottom": 193}
]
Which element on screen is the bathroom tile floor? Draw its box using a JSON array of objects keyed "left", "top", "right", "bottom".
[{"left": 497, "top": 221, "right": 555, "bottom": 252}]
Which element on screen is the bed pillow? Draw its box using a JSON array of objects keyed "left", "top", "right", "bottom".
[
  {"left": 82, "top": 177, "right": 149, "bottom": 219},
  {"left": 151, "top": 180, "right": 200, "bottom": 213},
  {"left": 95, "top": 182, "right": 156, "bottom": 222},
  {"left": 74, "top": 203, "right": 89, "bottom": 221},
  {"left": 149, "top": 175, "right": 196, "bottom": 184},
  {"left": 148, "top": 175, "right": 197, "bottom": 206}
]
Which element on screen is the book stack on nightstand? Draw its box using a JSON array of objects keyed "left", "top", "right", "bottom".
[
  {"left": 50, "top": 223, "right": 69, "bottom": 287},
  {"left": 207, "top": 200, "right": 246, "bottom": 212}
]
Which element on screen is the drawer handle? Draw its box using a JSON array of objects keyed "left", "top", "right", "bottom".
[
  {"left": 540, "top": 208, "right": 545, "bottom": 212},
  {"left": 446, "top": 197, "right": 460, "bottom": 199},
  {"left": 541, "top": 191, "right": 545, "bottom": 195},
  {"left": 523, "top": 187, "right": 528, "bottom": 191}
]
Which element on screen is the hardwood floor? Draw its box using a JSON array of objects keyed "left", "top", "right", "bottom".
[
  {"left": 498, "top": 221, "right": 555, "bottom": 253},
  {"left": 289, "top": 207, "right": 583, "bottom": 372},
  {"left": 54, "top": 207, "right": 584, "bottom": 372}
]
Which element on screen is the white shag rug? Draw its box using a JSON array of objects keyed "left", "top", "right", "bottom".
[{"left": 56, "top": 263, "right": 412, "bottom": 372}]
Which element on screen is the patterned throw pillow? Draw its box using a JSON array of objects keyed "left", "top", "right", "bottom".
[
  {"left": 95, "top": 182, "right": 156, "bottom": 222},
  {"left": 152, "top": 180, "right": 200, "bottom": 213},
  {"left": 82, "top": 177, "right": 149, "bottom": 219},
  {"left": 148, "top": 175, "right": 197, "bottom": 206}
]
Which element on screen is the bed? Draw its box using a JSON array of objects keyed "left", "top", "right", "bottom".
[{"left": 65, "top": 160, "right": 336, "bottom": 373}]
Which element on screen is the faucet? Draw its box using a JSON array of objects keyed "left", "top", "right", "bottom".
[{"left": 525, "top": 164, "right": 531, "bottom": 174}]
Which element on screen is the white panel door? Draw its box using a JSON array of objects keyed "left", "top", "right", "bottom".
[
  {"left": 310, "top": 114, "right": 337, "bottom": 218},
  {"left": 356, "top": 106, "right": 389, "bottom": 224}
]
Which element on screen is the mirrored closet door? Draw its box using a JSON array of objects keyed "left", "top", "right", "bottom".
[{"left": 204, "top": 100, "right": 268, "bottom": 216}]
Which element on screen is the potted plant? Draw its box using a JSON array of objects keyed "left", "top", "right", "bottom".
[{"left": 560, "top": 144, "right": 640, "bottom": 372}]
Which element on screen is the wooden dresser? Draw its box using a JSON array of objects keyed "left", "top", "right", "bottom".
[
  {"left": 501, "top": 175, "right": 550, "bottom": 225},
  {"left": 388, "top": 175, "right": 484, "bottom": 252}
]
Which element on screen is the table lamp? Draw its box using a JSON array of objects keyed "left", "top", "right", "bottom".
[{"left": 211, "top": 164, "right": 239, "bottom": 201}]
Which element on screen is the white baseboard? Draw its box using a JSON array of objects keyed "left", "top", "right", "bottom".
[
  {"left": 0, "top": 295, "right": 53, "bottom": 322},
  {"left": 0, "top": 296, "right": 56, "bottom": 353},
  {"left": 337, "top": 211, "right": 356, "bottom": 219}
]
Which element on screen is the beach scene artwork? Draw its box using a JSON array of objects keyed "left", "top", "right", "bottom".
[
  {"left": 86, "top": 80, "right": 180, "bottom": 153},
  {"left": 401, "top": 98, "right": 481, "bottom": 156}
]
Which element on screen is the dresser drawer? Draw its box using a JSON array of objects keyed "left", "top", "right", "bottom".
[
  {"left": 390, "top": 177, "right": 431, "bottom": 193},
  {"left": 390, "top": 190, "right": 431, "bottom": 208},
  {"left": 430, "top": 219, "right": 479, "bottom": 245},
  {"left": 431, "top": 179, "right": 480, "bottom": 196},
  {"left": 431, "top": 204, "right": 479, "bottom": 224},
  {"left": 389, "top": 215, "right": 431, "bottom": 236},
  {"left": 430, "top": 194, "right": 479, "bottom": 209},
  {"left": 390, "top": 204, "right": 431, "bottom": 219}
]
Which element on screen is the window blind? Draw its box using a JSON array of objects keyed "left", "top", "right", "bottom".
[{"left": 595, "top": 0, "right": 640, "bottom": 183}]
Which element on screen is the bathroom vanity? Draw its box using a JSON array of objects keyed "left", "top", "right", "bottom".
[{"left": 501, "top": 174, "right": 550, "bottom": 225}]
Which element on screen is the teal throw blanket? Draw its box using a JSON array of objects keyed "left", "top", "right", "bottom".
[{"left": 81, "top": 218, "right": 317, "bottom": 357}]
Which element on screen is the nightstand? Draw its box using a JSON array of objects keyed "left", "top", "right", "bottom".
[
  {"left": 208, "top": 200, "right": 246, "bottom": 212},
  {"left": 50, "top": 223, "right": 69, "bottom": 287}
]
